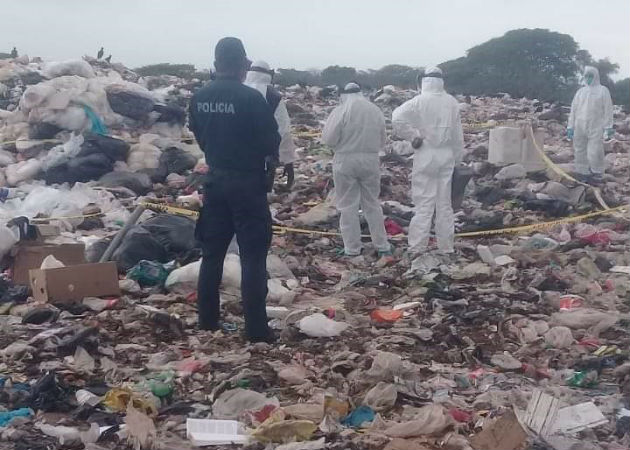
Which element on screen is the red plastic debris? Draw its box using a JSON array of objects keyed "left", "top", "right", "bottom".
[{"left": 384, "top": 218, "right": 404, "bottom": 236}]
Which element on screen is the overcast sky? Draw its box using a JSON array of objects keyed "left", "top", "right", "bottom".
[{"left": 5, "top": 0, "right": 630, "bottom": 78}]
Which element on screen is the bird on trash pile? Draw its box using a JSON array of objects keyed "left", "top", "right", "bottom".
[
  {"left": 104, "top": 55, "right": 112, "bottom": 63},
  {"left": 10, "top": 47, "right": 18, "bottom": 58},
  {"left": 97, "top": 47, "right": 104, "bottom": 59}
]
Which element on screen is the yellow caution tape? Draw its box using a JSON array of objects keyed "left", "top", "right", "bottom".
[
  {"left": 0, "top": 138, "right": 63, "bottom": 146},
  {"left": 29, "top": 212, "right": 105, "bottom": 222},
  {"left": 139, "top": 202, "right": 200, "bottom": 218},
  {"left": 456, "top": 205, "right": 627, "bottom": 237},
  {"left": 139, "top": 201, "right": 628, "bottom": 239},
  {"left": 526, "top": 124, "right": 610, "bottom": 210}
]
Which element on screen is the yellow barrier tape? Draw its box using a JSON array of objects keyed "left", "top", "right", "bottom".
[
  {"left": 526, "top": 124, "right": 610, "bottom": 210},
  {"left": 0, "top": 138, "right": 63, "bottom": 146},
  {"left": 139, "top": 201, "right": 628, "bottom": 240},
  {"left": 30, "top": 212, "right": 104, "bottom": 222}
]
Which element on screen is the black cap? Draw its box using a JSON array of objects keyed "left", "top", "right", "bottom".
[{"left": 214, "top": 37, "right": 247, "bottom": 64}]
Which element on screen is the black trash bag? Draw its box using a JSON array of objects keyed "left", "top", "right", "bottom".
[
  {"left": 28, "top": 371, "right": 73, "bottom": 412},
  {"left": 159, "top": 146, "right": 197, "bottom": 174},
  {"left": 153, "top": 103, "right": 186, "bottom": 125},
  {"left": 45, "top": 153, "right": 113, "bottom": 184},
  {"left": 78, "top": 133, "right": 130, "bottom": 161},
  {"left": 98, "top": 171, "right": 152, "bottom": 195},
  {"left": 86, "top": 238, "right": 110, "bottom": 263},
  {"left": 1, "top": 285, "right": 29, "bottom": 303},
  {"left": 28, "top": 122, "right": 62, "bottom": 140},
  {"left": 68, "top": 153, "right": 114, "bottom": 179},
  {"left": 452, "top": 166, "right": 473, "bottom": 211},
  {"left": 140, "top": 214, "right": 197, "bottom": 255},
  {"left": 19, "top": 71, "right": 45, "bottom": 85},
  {"left": 106, "top": 86, "right": 154, "bottom": 120},
  {"left": 523, "top": 199, "right": 570, "bottom": 217},
  {"left": 112, "top": 226, "right": 169, "bottom": 272},
  {"left": 139, "top": 166, "right": 168, "bottom": 183},
  {"left": 475, "top": 185, "right": 510, "bottom": 205}
]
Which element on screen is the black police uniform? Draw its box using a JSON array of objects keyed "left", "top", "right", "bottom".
[{"left": 189, "top": 76, "right": 280, "bottom": 340}]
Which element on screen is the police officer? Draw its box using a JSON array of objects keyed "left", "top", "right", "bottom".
[{"left": 189, "top": 37, "right": 280, "bottom": 343}]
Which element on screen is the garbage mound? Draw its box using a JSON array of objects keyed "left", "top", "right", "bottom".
[{"left": 0, "top": 56, "right": 629, "bottom": 450}]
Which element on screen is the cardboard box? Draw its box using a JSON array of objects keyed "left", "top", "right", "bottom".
[
  {"left": 30, "top": 262, "right": 120, "bottom": 303},
  {"left": 12, "top": 243, "right": 86, "bottom": 285}
]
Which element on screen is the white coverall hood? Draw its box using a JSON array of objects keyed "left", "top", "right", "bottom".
[
  {"left": 392, "top": 68, "right": 464, "bottom": 253},
  {"left": 244, "top": 60, "right": 296, "bottom": 164},
  {"left": 322, "top": 90, "right": 390, "bottom": 255},
  {"left": 421, "top": 67, "right": 445, "bottom": 93},
  {"left": 568, "top": 65, "right": 613, "bottom": 174},
  {"left": 244, "top": 60, "right": 273, "bottom": 97},
  {"left": 581, "top": 66, "right": 600, "bottom": 86}
]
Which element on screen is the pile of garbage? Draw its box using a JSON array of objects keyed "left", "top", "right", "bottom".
[{"left": 0, "top": 56, "right": 629, "bottom": 450}]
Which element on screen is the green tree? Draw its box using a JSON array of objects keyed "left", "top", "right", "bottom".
[
  {"left": 275, "top": 68, "right": 320, "bottom": 87},
  {"left": 320, "top": 65, "right": 357, "bottom": 87},
  {"left": 134, "top": 63, "right": 197, "bottom": 78},
  {"left": 612, "top": 78, "right": 630, "bottom": 111},
  {"left": 372, "top": 65, "right": 421, "bottom": 88},
  {"left": 440, "top": 28, "right": 580, "bottom": 102}
]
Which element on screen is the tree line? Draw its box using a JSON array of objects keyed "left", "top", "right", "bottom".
[{"left": 132, "top": 29, "right": 629, "bottom": 109}]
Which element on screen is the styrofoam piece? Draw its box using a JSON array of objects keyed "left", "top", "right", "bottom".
[
  {"left": 392, "top": 302, "right": 422, "bottom": 311},
  {"left": 524, "top": 389, "right": 559, "bottom": 436},
  {"left": 186, "top": 419, "right": 249, "bottom": 446},
  {"left": 551, "top": 402, "right": 607, "bottom": 434}
]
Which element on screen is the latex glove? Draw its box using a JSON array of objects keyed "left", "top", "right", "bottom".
[
  {"left": 411, "top": 137, "right": 424, "bottom": 149},
  {"left": 567, "top": 128, "right": 574, "bottom": 139},
  {"left": 605, "top": 128, "right": 614, "bottom": 139},
  {"left": 282, "top": 163, "right": 295, "bottom": 189},
  {"left": 264, "top": 156, "right": 279, "bottom": 193}
]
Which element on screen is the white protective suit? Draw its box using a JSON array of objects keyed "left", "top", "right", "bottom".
[
  {"left": 322, "top": 83, "right": 390, "bottom": 256},
  {"left": 392, "top": 67, "right": 464, "bottom": 253},
  {"left": 245, "top": 60, "right": 296, "bottom": 164},
  {"left": 568, "top": 66, "right": 613, "bottom": 175}
]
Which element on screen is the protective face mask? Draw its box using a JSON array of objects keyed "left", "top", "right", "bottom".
[{"left": 585, "top": 74, "right": 594, "bottom": 85}]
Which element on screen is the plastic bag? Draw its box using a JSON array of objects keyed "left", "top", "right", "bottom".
[
  {"left": 251, "top": 420, "right": 317, "bottom": 444},
  {"left": 298, "top": 313, "right": 349, "bottom": 338},
  {"left": 341, "top": 406, "right": 375, "bottom": 428},
  {"left": 212, "top": 388, "right": 279, "bottom": 420},
  {"left": 0, "top": 225, "right": 19, "bottom": 260},
  {"left": 140, "top": 214, "right": 197, "bottom": 255},
  {"left": 98, "top": 171, "right": 152, "bottom": 195},
  {"left": 165, "top": 260, "right": 200, "bottom": 294},
  {"left": 363, "top": 382, "right": 398, "bottom": 412},
  {"left": 127, "top": 142, "right": 161, "bottom": 171},
  {"left": 31, "top": 105, "right": 88, "bottom": 131},
  {"left": 366, "top": 351, "right": 403, "bottom": 381},
  {"left": 103, "top": 387, "right": 158, "bottom": 416},
  {"left": 78, "top": 133, "right": 130, "bottom": 161},
  {"left": 0, "top": 149, "right": 16, "bottom": 167},
  {"left": 41, "top": 133, "right": 84, "bottom": 171},
  {"left": 112, "top": 226, "right": 169, "bottom": 272},
  {"left": 384, "top": 404, "right": 452, "bottom": 437},
  {"left": 551, "top": 309, "right": 619, "bottom": 336},
  {"left": 21, "top": 83, "right": 56, "bottom": 110},
  {"left": 43, "top": 60, "right": 95, "bottom": 78},
  {"left": 106, "top": 84, "right": 155, "bottom": 119},
  {"left": 222, "top": 253, "right": 242, "bottom": 291},
  {"left": 544, "top": 326, "right": 574, "bottom": 349},
  {"left": 5, "top": 159, "right": 42, "bottom": 186},
  {"left": 127, "top": 260, "right": 170, "bottom": 287},
  {"left": 159, "top": 146, "right": 197, "bottom": 174}
]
